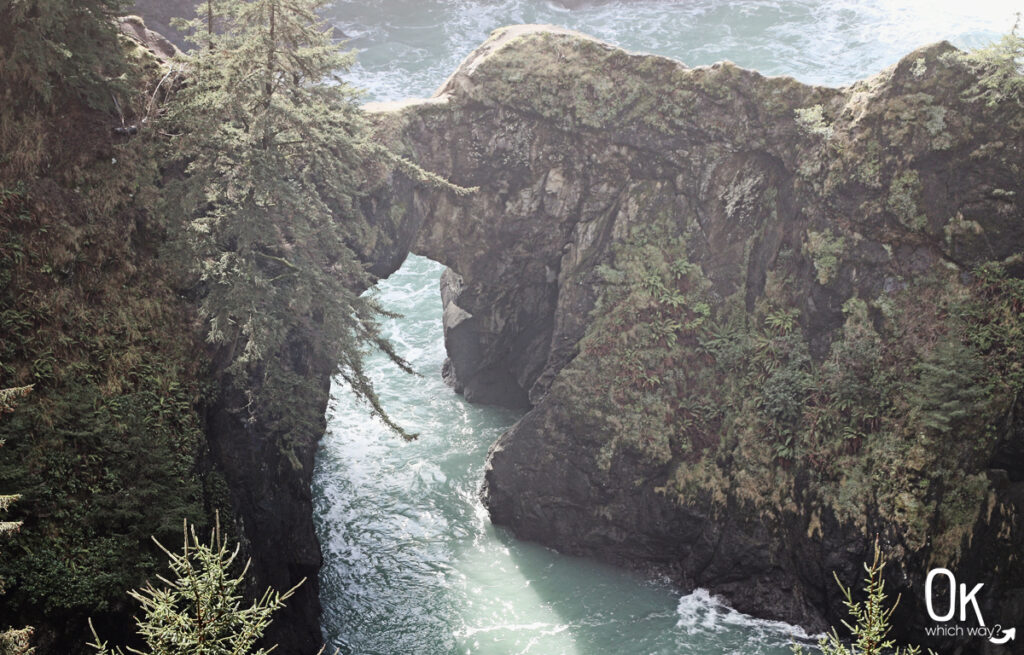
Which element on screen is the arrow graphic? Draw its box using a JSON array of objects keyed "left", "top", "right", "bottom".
[{"left": 990, "top": 627, "right": 1016, "bottom": 645}]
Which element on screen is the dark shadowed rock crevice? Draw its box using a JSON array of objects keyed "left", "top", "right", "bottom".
[{"left": 200, "top": 366, "right": 329, "bottom": 654}]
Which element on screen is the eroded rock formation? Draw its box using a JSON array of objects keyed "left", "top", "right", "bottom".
[{"left": 365, "top": 25, "right": 1024, "bottom": 650}]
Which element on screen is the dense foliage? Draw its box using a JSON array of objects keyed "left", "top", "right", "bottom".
[
  {"left": 163, "top": 0, "right": 413, "bottom": 443},
  {"left": 0, "top": 0, "right": 416, "bottom": 647},
  {"left": 88, "top": 520, "right": 298, "bottom": 655},
  {"left": 0, "top": 0, "right": 131, "bottom": 176},
  {"left": 956, "top": 15, "right": 1024, "bottom": 106},
  {"left": 0, "top": 1, "right": 215, "bottom": 646}
]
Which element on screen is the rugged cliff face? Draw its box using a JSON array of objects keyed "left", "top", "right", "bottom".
[
  {"left": 0, "top": 15, "right": 356, "bottom": 651},
  {"left": 199, "top": 370, "right": 328, "bottom": 653},
  {"left": 98, "top": 16, "right": 1023, "bottom": 652},
  {"left": 128, "top": 0, "right": 196, "bottom": 49},
  {"left": 365, "top": 26, "right": 1024, "bottom": 650}
]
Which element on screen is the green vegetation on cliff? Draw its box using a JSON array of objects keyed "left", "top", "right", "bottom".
[
  {"left": 0, "top": 0, "right": 427, "bottom": 647},
  {"left": 462, "top": 26, "right": 1024, "bottom": 587},
  {"left": 1, "top": 384, "right": 34, "bottom": 655},
  {"left": 163, "top": 0, "right": 413, "bottom": 442},
  {"left": 88, "top": 519, "right": 298, "bottom": 655},
  {"left": 0, "top": 1, "right": 215, "bottom": 639},
  {"left": 0, "top": 0, "right": 132, "bottom": 156},
  {"left": 562, "top": 205, "right": 1024, "bottom": 565},
  {"left": 1, "top": 4, "right": 1021, "bottom": 651}
]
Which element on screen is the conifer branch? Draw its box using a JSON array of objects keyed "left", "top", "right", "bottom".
[
  {"left": 371, "top": 144, "right": 479, "bottom": 196},
  {"left": 255, "top": 250, "right": 299, "bottom": 270}
]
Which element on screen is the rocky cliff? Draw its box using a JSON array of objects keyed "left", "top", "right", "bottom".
[
  {"left": 103, "top": 15, "right": 1024, "bottom": 651},
  {"left": 199, "top": 368, "right": 328, "bottom": 653},
  {"left": 365, "top": 25, "right": 1024, "bottom": 651},
  {"left": 0, "top": 17, "right": 344, "bottom": 652}
]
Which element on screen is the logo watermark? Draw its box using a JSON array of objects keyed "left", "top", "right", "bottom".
[{"left": 923, "top": 568, "right": 1016, "bottom": 645}]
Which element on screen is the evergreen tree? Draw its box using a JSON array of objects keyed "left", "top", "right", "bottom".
[
  {"left": 0, "top": 0, "right": 129, "bottom": 110},
  {"left": 164, "top": 0, "right": 414, "bottom": 440},
  {"left": 909, "top": 339, "right": 991, "bottom": 435},
  {"left": 792, "top": 543, "right": 934, "bottom": 655},
  {"left": 1, "top": 383, "right": 34, "bottom": 655},
  {"left": 959, "top": 12, "right": 1024, "bottom": 106},
  {"left": 88, "top": 518, "right": 299, "bottom": 655}
]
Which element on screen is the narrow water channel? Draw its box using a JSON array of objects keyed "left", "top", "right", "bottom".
[{"left": 313, "top": 256, "right": 808, "bottom": 654}]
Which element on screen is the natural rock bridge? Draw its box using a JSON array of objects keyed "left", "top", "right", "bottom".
[{"left": 356, "top": 25, "right": 1024, "bottom": 648}]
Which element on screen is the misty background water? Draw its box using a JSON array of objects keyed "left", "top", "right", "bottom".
[{"left": 311, "top": 2, "right": 1020, "bottom": 653}]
